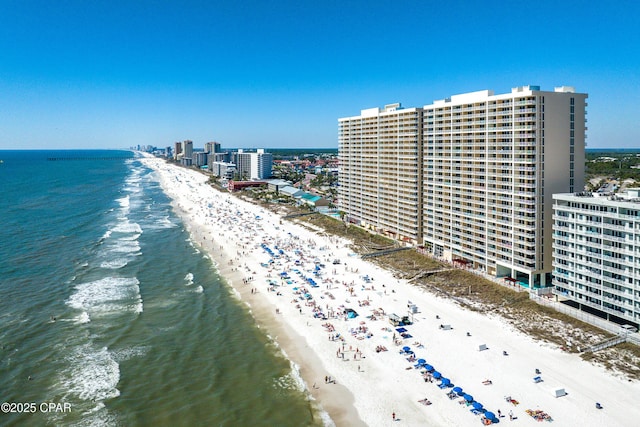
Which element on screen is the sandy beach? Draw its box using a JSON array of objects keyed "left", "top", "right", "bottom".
[{"left": 141, "top": 155, "right": 640, "bottom": 427}]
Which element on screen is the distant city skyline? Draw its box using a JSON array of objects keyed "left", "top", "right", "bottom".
[{"left": 1, "top": 1, "right": 639, "bottom": 150}]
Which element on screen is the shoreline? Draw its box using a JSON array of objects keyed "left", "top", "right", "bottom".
[
  {"left": 176, "top": 200, "right": 362, "bottom": 426},
  {"left": 151, "top": 160, "right": 362, "bottom": 426},
  {"left": 142, "top": 155, "right": 640, "bottom": 427}
]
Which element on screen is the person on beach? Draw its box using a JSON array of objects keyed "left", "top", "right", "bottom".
[{"left": 392, "top": 412, "right": 396, "bottom": 421}]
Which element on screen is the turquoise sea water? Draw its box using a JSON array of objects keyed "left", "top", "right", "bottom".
[{"left": 0, "top": 150, "right": 321, "bottom": 426}]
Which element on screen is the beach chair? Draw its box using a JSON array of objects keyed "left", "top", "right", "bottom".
[{"left": 533, "top": 376, "right": 542, "bottom": 383}]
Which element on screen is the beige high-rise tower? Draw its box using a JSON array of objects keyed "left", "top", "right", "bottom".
[
  {"left": 339, "top": 103, "right": 423, "bottom": 243},
  {"left": 339, "top": 86, "right": 587, "bottom": 288}
]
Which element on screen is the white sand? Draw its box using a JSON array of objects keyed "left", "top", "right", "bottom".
[{"left": 141, "top": 155, "right": 639, "bottom": 427}]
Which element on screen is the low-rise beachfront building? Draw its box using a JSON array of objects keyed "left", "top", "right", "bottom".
[
  {"left": 266, "top": 179, "right": 292, "bottom": 194},
  {"left": 552, "top": 191, "right": 640, "bottom": 327},
  {"left": 300, "top": 193, "right": 330, "bottom": 208},
  {"left": 339, "top": 86, "right": 588, "bottom": 288},
  {"left": 280, "top": 186, "right": 303, "bottom": 199},
  {"left": 210, "top": 161, "right": 236, "bottom": 179}
]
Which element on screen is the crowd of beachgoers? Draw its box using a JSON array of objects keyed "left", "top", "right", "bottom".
[{"left": 142, "top": 154, "right": 640, "bottom": 427}]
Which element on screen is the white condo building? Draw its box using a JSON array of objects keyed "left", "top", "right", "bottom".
[
  {"left": 232, "top": 149, "right": 273, "bottom": 180},
  {"left": 553, "top": 191, "right": 640, "bottom": 326},
  {"left": 339, "top": 86, "right": 587, "bottom": 288},
  {"left": 339, "top": 103, "right": 423, "bottom": 243}
]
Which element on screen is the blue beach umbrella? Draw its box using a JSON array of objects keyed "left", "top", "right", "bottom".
[
  {"left": 472, "top": 402, "right": 483, "bottom": 410},
  {"left": 424, "top": 364, "right": 434, "bottom": 372},
  {"left": 452, "top": 386, "right": 462, "bottom": 394},
  {"left": 463, "top": 394, "right": 473, "bottom": 402},
  {"left": 485, "top": 412, "right": 496, "bottom": 421},
  {"left": 440, "top": 378, "right": 450, "bottom": 386},
  {"left": 417, "top": 358, "right": 426, "bottom": 365},
  {"left": 402, "top": 346, "right": 410, "bottom": 352},
  {"left": 432, "top": 371, "right": 442, "bottom": 379}
]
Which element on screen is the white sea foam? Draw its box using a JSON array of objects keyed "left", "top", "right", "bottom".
[
  {"left": 111, "top": 345, "right": 148, "bottom": 363},
  {"left": 67, "top": 277, "right": 142, "bottom": 314},
  {"left": 112, "top": 221, "right": 142, "bottom": 234},
  {"left": 100, "top": 259, "right": 128, "bottom": 269},
  {"left": 118, "top": 233, "right": 141, "bottom": 241},
  {"left": 109, "top": 240, "right": 140, "bottom": 254},
  {"left": 74, "top": 312, "right": 91, "bottom": 324},
  {"left": 132, "top": 298, "right": 143, "bottom": 313},
  {"left": 193, "top": 285, "right": 204, "bottom": 293},
  {"left": 59, "top": 344, "right": 120, "bottom": 402},
  {"left": 145, "top": 216, "right": 176, "bottom": 230},
  {"left": 116, "top": 195, "right": 130, "bottom": 208},
  {"left": 184, "top": 272, "right": 194, "bottom": 286}
]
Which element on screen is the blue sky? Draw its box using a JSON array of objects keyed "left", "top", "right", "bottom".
[{"left": 0, "top": 0, "right": 638, "bottom": 150}]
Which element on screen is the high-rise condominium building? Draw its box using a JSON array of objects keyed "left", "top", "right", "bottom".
[
  {"left": 339, "top": 103, "right": 423, "bottom": 243},
  {"left": 552, "top": 191, "right": 640, "bottom": 326},
  {"left": 339, "top": 86, "right": 587, "bottom": 287},
  {"left": 204, "top": 142, "right": 221, "bottom": 154},
  {"left": 232, "top": 149, "right": 273, "bottom": 180},
  {"left": 183, "top": 140, "right": 193, "bottom": 160}
]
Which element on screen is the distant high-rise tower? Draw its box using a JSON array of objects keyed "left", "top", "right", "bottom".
[
  {"left": 205, "top": 141, "right": 221, "bottom": 154},
  {"left": 232, "top": 149, "right": 273, "bottom": 180},
  {"left": 183, "top": 140, "right": 193, "bottom": 159},
  {"left": 174, "top": 141, "right": 182, "bottom": 160}
]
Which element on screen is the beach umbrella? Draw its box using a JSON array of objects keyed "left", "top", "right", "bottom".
[
  {"left": 463, "top": 394, "right": 473, "bottom": 402},
  {"left": 440, "top": 378, "right": 450, "bottom": 385},
  {"left": 484, "top": 412, "right": 496, "bottom": 421},
  {"left": 417, "top": 358, "right": 426, "bottom": 365},
  {"left": 472, "top": 402, "right": 483, "bottom": 410},
  {"left": 432, "top": 371, "right": 442, "bottom": 379},
  {"left": 424, "top": 364, "right": 434, "bottom": 372},
  {"left": 402, "top": 346, "right": 410, "bottom": 352},
  {"left": 452, "top": 386, "right": 463, "bottom": 394}
]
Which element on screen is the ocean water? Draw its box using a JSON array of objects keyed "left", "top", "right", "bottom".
[{"left": 0, "top": 150, "right": 322, "bottom": 426}]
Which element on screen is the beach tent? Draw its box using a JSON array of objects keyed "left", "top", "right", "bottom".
[{"left": 346, "top": 308, "right": 358, "bottom": 318}]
